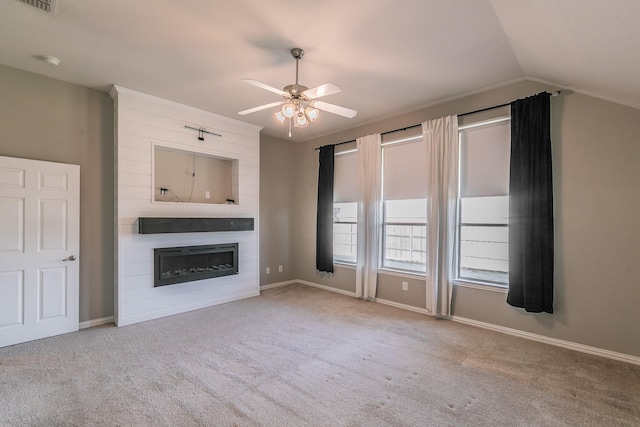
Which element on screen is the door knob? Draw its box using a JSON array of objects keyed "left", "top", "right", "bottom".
[{"left": 63, "top": 255, "right": 77, "bottom": 261}]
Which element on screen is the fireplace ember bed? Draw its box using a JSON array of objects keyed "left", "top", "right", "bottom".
[{"left": 154, "top": 243, "right": 238, "bottom": 287}]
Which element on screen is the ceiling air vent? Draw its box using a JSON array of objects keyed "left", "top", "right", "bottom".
[{"left": 17, "top": 0, "right": 55, "bottom": 13}]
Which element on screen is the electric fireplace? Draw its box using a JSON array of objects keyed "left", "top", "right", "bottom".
[{"left": 154, "top": 243, "right": 238, "bottom": 287}]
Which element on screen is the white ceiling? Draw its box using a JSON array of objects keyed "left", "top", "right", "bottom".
[{"left": 1, "top": 0, "right": 639, "bottom": 142}]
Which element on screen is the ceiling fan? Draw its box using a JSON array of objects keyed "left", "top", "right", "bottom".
[{"left": 239, "top": 48, "right": 357, "bottom": 136}]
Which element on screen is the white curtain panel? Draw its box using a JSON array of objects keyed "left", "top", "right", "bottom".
[
  {"left": 355, "top": 133, "right": 382, "bottom": 300},
  {"left": 423, "top": 116, "right": 459, "bottom": 317}
]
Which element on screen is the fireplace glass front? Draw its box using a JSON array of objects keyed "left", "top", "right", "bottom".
[{"left": 154, "top": 243, "right": 238, "bottom": 287}]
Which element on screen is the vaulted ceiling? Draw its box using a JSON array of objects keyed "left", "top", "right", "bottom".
[{"left": 1, "top": 0, "right": 639, "bottom": 142}]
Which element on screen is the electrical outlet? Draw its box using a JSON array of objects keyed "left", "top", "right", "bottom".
[
  {"left": 402, "top": 281, "right": 408, "bottom": 291},
  {"left": 278, "top": 265, "right": 283, "bottom": 272},
  {"left": 205, "top": 191, "right": 210, "bottom": 199},
  {"left": 266, "top": 267, "right": 270, "bottom": 274}
]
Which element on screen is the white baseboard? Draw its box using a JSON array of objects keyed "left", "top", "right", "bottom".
[
  {"left": 293, "top": 280, "right": 430, "bottom": 315},
  {"left": 116, "top": 289, "right": 260, "bottom": 327},
  {"left": 79, "top": 316, "right": 114, "bottom": 329},
  {"left": 296, "top": 279, "right": 357, "bottom": 297},
  {"left": 375, "top": 298, "right": 433, "bottom": 316},
  {"left": 451, "top": 315, "right": 640, "bottom": 366},
  {"left": 260, "top": 280, "right": 298, "bottom": 290},
  {"left": 281, "top": 279, "right": 640, "bottom": 366},
  {"left": 293, "top": 280, "right": 431, "bottom": 316}
]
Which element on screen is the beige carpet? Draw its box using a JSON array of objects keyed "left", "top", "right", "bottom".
[{"left": 1, "top": 284, "right": 639, "bottom": 426}]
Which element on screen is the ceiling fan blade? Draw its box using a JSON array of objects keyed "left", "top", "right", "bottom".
[
  {"left": 238, "top": 101, "right": 284, "bottom": 115},
  {"left": 302, "top": 83, "right": 342, "bottom": 99},
  {"left": 242, "top": 79, "right": 287, "bottom": 97},
  {"left": 314, "top": 101, "right": 358, "bottom": 119}
]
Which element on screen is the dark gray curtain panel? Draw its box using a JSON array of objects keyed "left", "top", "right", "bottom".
[
  {"left": 507, "top": 92, "right": 554, "bottom": 313},
  {"left": 316, "top": 145, "right": 335, "bottom": 273}
]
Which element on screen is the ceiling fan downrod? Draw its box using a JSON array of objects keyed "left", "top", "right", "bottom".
[{"left": 291, "top": 48, "right": 304, "bottom": 96}]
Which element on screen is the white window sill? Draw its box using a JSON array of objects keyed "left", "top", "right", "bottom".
[
  {"left": 334, "top": 261, "right": 356, "bottom": 270},
  {"left": 378, "top": 268, "right": 426, "bottom": 280},
  {"left": 454, "top": 279, "right": 508, "bottom": 294},
  {"left": 333, "top": 264, "right": 426, "bottom": 281}
]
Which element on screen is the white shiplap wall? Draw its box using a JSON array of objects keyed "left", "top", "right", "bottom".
[{"left": 110, "top": 86, "right": 262, "bottom": 326}]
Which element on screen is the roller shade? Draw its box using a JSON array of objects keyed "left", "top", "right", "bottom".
[
  {"left": 460, "top": 120, "right": 510, "bottom": 197},
  {"left": 334, "top": 151, "right": 358, "bottom": 203},
  {"left": 382, "top": 138, "right": 427, "bottom": 200}
]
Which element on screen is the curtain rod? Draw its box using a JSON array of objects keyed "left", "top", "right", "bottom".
[
  {"left": 381, "top": 123, "right": 422, "bottom": 136},
  {"left": 313, "top": 124, "right": 422, "bottom": 151},
  {"left": 458, "top": 102, "right": 510, "bottom": 118},
  {"left": 314, "top": 139, "right": 355, "bottom": 151},
  {"left": 459, "top": 90, "right": 561, "bottom": 117},
  {"left": 313, "top": 91, "right": 561, "bottom": 151}
]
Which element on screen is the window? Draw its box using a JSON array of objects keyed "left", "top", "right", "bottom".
[
  {"left": 457, "top": 117, "right": 511, "bottom": 285},
  {"left": 383, "top": 199, "right": 427, "bottom": 272},
  {"left": 333, "top": 148, "right": 358, "bottom": 264},
  {"left": 381, "top": 132, "right": 427, "bottom": 274},
  {"left": 333, "top": 202, "right": 357, "bottom": 264}
]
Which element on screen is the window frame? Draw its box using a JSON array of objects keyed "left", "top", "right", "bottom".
[
  {"left": 380, "top": 219, "right": 427, "bottom": 274},
  {"left": 454, "top": 115, "right": 511, "bottom": 288},
  {"left": 332, "top": 147, "right": 358, "bottom": 266},
  {"left": 379, "top": 134, "right": 428, "bottom": 276},
  {"left": 329, "top": 132, "right": 431, "bottom": 277},
  {"left": 333, "top": 203, "right": 358, "bottom": 265}
]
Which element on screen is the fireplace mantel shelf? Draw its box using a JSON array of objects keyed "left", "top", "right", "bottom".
[{"left": 138, "top": 217, "right": 254, "bottom": 234}]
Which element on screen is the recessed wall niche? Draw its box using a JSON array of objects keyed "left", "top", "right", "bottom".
[{"left": 153, "top": 145, "right": 238, "bottom": 205}]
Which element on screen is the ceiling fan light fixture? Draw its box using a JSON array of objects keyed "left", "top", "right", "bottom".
[
  {"left": 239, "top": 47, "right": 357, "bottom": 138},
  {"left": 282, "top": 102, "right": 295, "bottom": 118},
  {"left": 275, "top": 111, "right": 286, "bottom": 124},
  {"left": 305, "top": 106, "right": 319, "bottom": 121},
  {"left": 295, "top": 111, "right": 308, "bottom": 128}
]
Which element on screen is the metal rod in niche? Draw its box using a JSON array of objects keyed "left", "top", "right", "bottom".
[{"left": 184, "top": 125, "right": 221, "bottom": 140}]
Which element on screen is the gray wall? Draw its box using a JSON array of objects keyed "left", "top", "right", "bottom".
[
  {"left": 453, "top": 88, "right": 640, "bottom": 356},
  {"left": 259, "top": 135, "right": 296, "bottom": 285},
  {"left": 259, "top": 79, "right": 640, "bottom": 357},
  {"left": 289, "top": 81, "right": 559, "bottom": 303},
  {"left": 4, "top": 62, "right": 638, "bottom": 358},
  {"left": 0, "top": 65, "right": 114, "bottom": 323}
]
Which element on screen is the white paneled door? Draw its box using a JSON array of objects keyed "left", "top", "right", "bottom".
[{"left": 0, "top": 156, "right": 79, "bottom": 347}]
